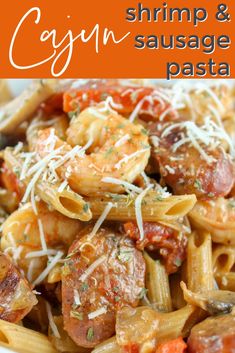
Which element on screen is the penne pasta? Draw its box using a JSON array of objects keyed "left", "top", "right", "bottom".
[
  {"left": 215, "top": 272, "right": 235, "bottom": 291},
  {"left": 170, "top": 272, "right": 186, "bottom": 310},
  {"left": 186, "top": 231, "right": 214, "bottom": 292},
  {"left": 213, "top": 245, "right": 235, "bottom": 273},
  {"left": 0, "top": 80, "right": 12, "bottom": 104},
  {"left": 0, "top": 80, "right": 56, "bottom": 134},
  {"left": 0, "top": 79, "right": 234, "bottom": 353},
  {"left": 92, "top": 337, "right": 120, "bottom": 353},
  {"left": 144, "top": 252, "right": 172, "bottom": 312},
  {"left": 37, "top": 180, "right": 91, "bottom": 221},
  {"left": 0, "top": 319, "right": 57, "bottom": 353},
  {"left": 87, "top": 192, "right": 197, "bottom": 222}
]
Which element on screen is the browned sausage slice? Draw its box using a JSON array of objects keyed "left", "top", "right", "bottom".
[
  {"left": 62, "top": 227, "right": 145, "bottom": 348},
  {"left": 187, "top": 314, "right": 235, "bottom": 353},
  {"left": 0, "top": 252, "right": 37, "bottom": 323},
  {"left": 149, "top": 123, "right": 234, "bottom": 200}
]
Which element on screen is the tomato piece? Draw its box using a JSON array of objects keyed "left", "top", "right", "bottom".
[
  {"left": 123, "top": 221, "right": 187, "bottom": 274},
  {"left": 155, "top": 337, "right": 187, "bottom": 353},
  {"left": 63, "top": 79, "right": 170, "bottom": 121}
]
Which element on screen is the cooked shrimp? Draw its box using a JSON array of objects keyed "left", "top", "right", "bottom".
[
  {"left": 1, "top": 201, "right": 82, "bottom": 282},
  {"left": 27, "top": 113, "right": 69, "bottom": 150},
  {"left": 62, "top": 226, "right": 146, "bottom": 348},
  {"left": 0, "top": 252, "right": 37, "bottom": 323},
  {"left": 33, "top": 106, "right": 150, "bottom": 196},
  {"left": 189, "top": 198, "right": 235, "bottom": 244}
]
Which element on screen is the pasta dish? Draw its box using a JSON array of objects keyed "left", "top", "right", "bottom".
[{"left": 0, "top": 78, "right": 234, "bottom": 353}]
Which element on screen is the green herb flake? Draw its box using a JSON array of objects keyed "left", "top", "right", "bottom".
[
  {"left": 104, "top": 147, "right": 113, "bottom": 158},
  {"left": 138, "top": 288, "right": 148, "bottom": 299},
  {"left": 68, "top": 107, "right": 80, "bottom": 120},
  {"left": 87, "top": 327, "right": 94, "bottom": 341},
  {"left": 194, "top": 179, "right": 202, "bottom": 191},
  {"left": 117, "top": 249, "right": 133, "bottom": 263},
  {"left": 208, "top": 192, "right": 215, "bottom": 198},
  {"left": 70, "top": 310, "right": 83, "bottom": 321},
  {"left": 81, "top": 283, "right": 89, "bottom": 292},
  {"left": 117, "top": 123, "right": 125, "bottom": 129},
  {"left": 100, "top": 93, "right": 108, "bottom": 101},
  {"left": 113, "top": 286, "right": 119, "bottom": 293},
  {"left": 155, "top": 196, "right": 163, "bottom": 202},
  {"left": 83, "top": 203, "right": 89, "bottom": 213},
  {"left": 141, "top": 128, "right": 148, "bottom": 136},
  {"left": 13, "top": 166, "right": 21, "bottom": 178},
  {"left": 114, "top": 296, "right": 120, "bottom": 302},
  {"left": 174, "top": 258, "right": 182, "bottom": 267},
  {"left": 228, "top": 199, "right": 235, "bottom": 208}
]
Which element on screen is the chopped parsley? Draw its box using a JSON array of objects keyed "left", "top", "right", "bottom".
[
  {"left": 70, "top": 310, "right": 83, "bottom": 320},
  {"left": 68, "top": 107, "right": 80, "bottom": 120},
  {"left": 138, "top": 288, "right": 148, "bottom": 299},
  {"left": 207, "top": 192, "right": 215, "bottom": 198},
  {"left": 81, "top": 283, "right": 89, "bottom": 292},
  {"left": 194, "top": 179, "right": 202, "bottom": 191},
  {"left": 141, "top": 128, "right": 148, "bottom": 136},
  {"left": 87, "top": 327, "right": 94, "bottom": 341},
  {"left": 228, "top": 199, "right": 235, "bottom": 209},
  {"left": 174, "top": 258, "right": 182, "bottom": 267},
  {"left": 83, "top": 203, "right": 89, "bottom": 213},
  {"left": 117, "top": 249, "right": 133, "bottom": 263}
]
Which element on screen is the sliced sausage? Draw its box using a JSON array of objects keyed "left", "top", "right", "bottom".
[
  {"left": 187, "top": 314, "right": 235, "bottom": 353},
  {"left": 0, "top": 252, "right": 37, "bottom": 323},
  {"left": 62, "top": 227, "right": 145, "bottom": 348},
  {"left": 123, "top": 221, "right": 187, "bottom": 274},
  {"left": 149, "top": 123, "right": 234, "bottom": 200}
]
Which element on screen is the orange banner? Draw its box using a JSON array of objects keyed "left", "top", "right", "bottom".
[{"left": 0, "top": 0, "right": 234, "bottom": 79}]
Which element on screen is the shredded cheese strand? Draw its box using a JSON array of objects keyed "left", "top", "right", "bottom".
[
  {"left": 46, "top": 301, "right": 61, "bottom": 339},
  {"left": 135, "top": 185, "right": 153, "bottom": 241},
  {"left": 89, "top": 202, "right": 113, "bottom": 238},
  {"left": 32, "top": 251, "right": 64, "bottom": 286},
  {"left": 79, "top": 255, "right": 106, "bottom": 282}
]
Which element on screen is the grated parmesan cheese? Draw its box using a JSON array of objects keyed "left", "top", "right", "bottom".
[
  {"left": 101, "top": 177, "right": 142, "bottom": 194},
  {"left": 115, "top": 148, "right": 150, "bottom": 170},
  {"left": 58, "top": 180, "right": 68, "bottom": 193},
  {"left": 26, "top": 249, "right": 59, "bottom": 259},
  {"left": 74, "top": 289, "right": 81, "bottom": 306},
  {"left": 88, "top": 306, "right": 107, "bottom": 320},
  {"left": 114, "top": 134, "right": 130, "bottom": 147},
  {"left": 13, "top": 142, "right": 24, "bottom": 155},
  {"left": 89, "top": 202, "right": 113, "bottom": 238},
  {"left": 37, "top": 219, "right": 47, "bottom": 253},
  {"left": 32, "top": 251, "right": 64, "bottom": 286},
  {"left": 46, "top": 301, "right": 61, "bottom": 339},
  {"left": 79, "top": 255, "right": 106, "bottom": 282},
  {"left": 135, "top": 185, "right": 153, "bottom": 241}
]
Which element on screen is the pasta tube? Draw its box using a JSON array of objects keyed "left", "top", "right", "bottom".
[
  {"left": 0, "top": 80, "right": 56, "bottom": 134},
  {"left": 186, "top": 231, "right": 214, "bottom": 292},
  {"left": 144, "top": 252, "right": 172, "bottom": 312},
  {"left": 0, "top": 319, "right": 57, "bottom": 353},
  {"left": 87, "top": 192, "right": 197, "bottom": 222}
]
